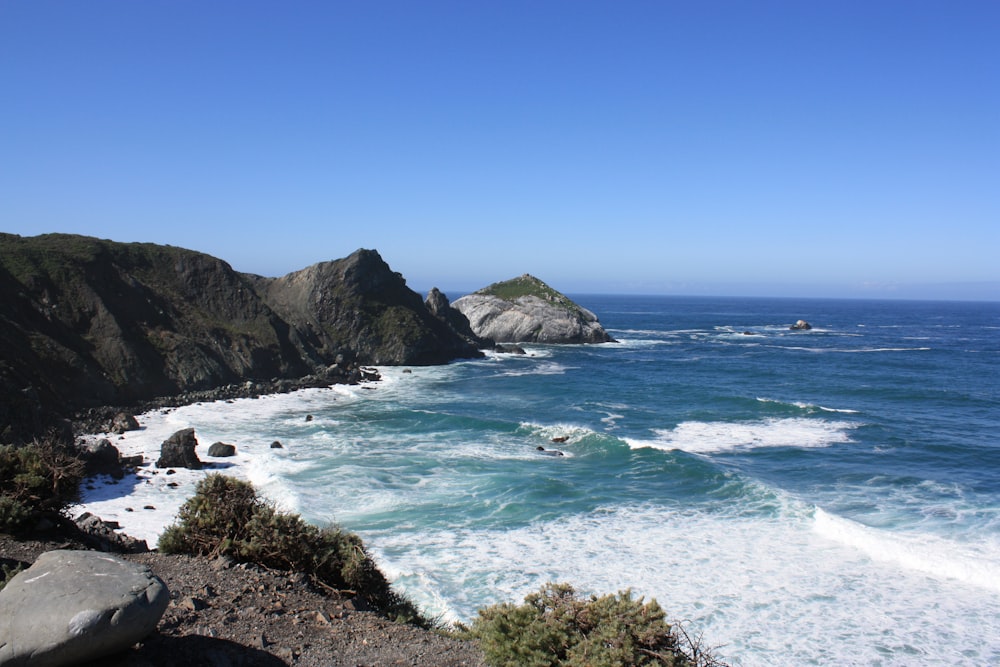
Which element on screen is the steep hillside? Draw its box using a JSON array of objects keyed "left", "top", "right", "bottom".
[
  {"left": 253, "top": 249, "right": 482, "bottom": 366},
  {"left": 0, "top": 234, "right": 480, "bottom": 441}
]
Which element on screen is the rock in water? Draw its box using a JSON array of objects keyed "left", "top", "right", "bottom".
[
  {"left": 0, "top": 550, "right": 169, "bottom": 666},
  {"left": 207, "top": 441, "right": 236, "bottom": 457},
  {"left": 790, "top": 319, "right": 812, "bottom": 330},
  {"left": 452, "top": 274, "right": 614, "bottom": 344},
  {"left": 156, "top": 427, "right": 202, "bottom": 469}
]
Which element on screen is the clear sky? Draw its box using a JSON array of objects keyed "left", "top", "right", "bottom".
[{"left": 2, "top": 1, "right": 997, "bottom": 300}]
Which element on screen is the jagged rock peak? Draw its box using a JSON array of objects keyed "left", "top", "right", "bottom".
[{"left": 452, "top": 275, "right": 614, "bottom": 344}]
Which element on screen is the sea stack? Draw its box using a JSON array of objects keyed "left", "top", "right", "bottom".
[{"left": 451, "top": 274, "right": 614, "bottom": 344}]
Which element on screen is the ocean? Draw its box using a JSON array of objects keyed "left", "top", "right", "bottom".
[{"left": 77, "top": 295, "right": 1000, "bottom": 666}]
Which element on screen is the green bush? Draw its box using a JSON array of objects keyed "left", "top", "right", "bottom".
[
  {"left": 159, "top": 474, "right": 426, "bottom": 625},
  {"left": 0, "top": 440, "right": 84, "bottom": 534},
  {"left": 465, "top": 583, "right": 725, "bottom": 667}
]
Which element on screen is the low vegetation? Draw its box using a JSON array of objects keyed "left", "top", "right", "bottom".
[
  {"left": 0, "top": 439, "right": 84, "bottom": 535},
  {"left": 462, "top": 582, "right": 726, "bottom": 667},
  {"left": 476, "top": 274, "right": 577, "bottom": 310},
  {"left": 158, "top": 474, "right": 427, "bottom": 626}
]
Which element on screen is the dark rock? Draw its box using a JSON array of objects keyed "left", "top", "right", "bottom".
[
  {"left": 156, "top": 427, "right": 202, "bottom": 469},
  {"left": 74, "top": 511, "right": 149, "bottom": 553},
  {"left": 79, "top": 438, "right": 124, "bottom": 478},
  {"left": 120, "top": 454, "right": 143, "bottom": 468},
  {"left": 790, "top": 319, "right": 813, "bottom": 330},
  {"left": 305, "top": 414, "right": 313, "bottom": 422},
  {"left": 270, "top": 440, "right": 283, "bottom": 449},
  {"left": 207, "top": 441, "right": 236, "bottom": 457},
  {"left": 495, "top": 343, "right": 527, "bottom": 355},
  {"left": 110, "top": 411, "right": 140, "bottom": 434}
]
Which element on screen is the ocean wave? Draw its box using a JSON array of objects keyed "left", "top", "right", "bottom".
[
  {"left": 496, "top": 361, "right": 571, "bottom": 377},
  {"left": 365, "top": 499, "right": 1000, "bottom": 666},
  {"left": 813, "top": 508, "right": 1000, "bottom": 593},
  {"left": 756, "top": 397, "right": 860, "bottom": 414},
  {"left": 626, "top": 417, "right": 857, "bottom": 454}
]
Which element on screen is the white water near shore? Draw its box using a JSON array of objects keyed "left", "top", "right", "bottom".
[{"left": 72, "top": 296, "right": 1000, "bottom": 666}]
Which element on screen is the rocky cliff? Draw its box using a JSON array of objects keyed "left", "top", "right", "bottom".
[
  {"left": 0, "top": 234, "right": 481, "bottom": 441},
  {"left": 451, "top": 274, "right": 614, "bottom": 344}
]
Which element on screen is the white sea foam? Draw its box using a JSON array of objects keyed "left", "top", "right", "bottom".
[
  {"left": 756, "top": 397, "right": 860, "bottom": 414},
  {"left": 496, "top": 361, "right": 571, "bottom": 377},
  {"left": 625, "top": 417, "right": 857, "bottom": 454},
  {"left": 365, "top": 500, "right": 1000, "bottom": 666},
  {"left": 73, "top": 388, "right": 337, "bottom": 545},
  {"left": 813, "top": 508, "right": 1000, "bottom": 593}
]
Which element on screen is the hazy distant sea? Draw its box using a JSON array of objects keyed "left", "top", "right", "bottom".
[{"left": 80, "top": 296, "right": 1000, "bottom": 666}]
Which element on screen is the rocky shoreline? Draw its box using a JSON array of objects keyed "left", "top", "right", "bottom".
[{"left": 0, "top": 367, "right": 491, "bottom": 666}]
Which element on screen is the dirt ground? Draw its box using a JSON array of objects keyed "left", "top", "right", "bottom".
[{"left": 0, "top": 535, "right": 486, "bottom": 667}]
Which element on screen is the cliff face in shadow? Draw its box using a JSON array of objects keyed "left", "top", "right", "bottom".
[
  {"left": 253, "top": 249, "right": 481, "bottom": 366},
  {"left": 0, "top": 234, "right": 480, "bottom": 441}
]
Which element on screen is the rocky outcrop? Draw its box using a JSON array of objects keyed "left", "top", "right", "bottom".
[
  {"left": 253, "top": 250, "right": 483, "bottom": 366},
  {"left": 452, "top": 274, "right": 614, "bottom": 344},
  {"left": 425, "top": 287, "right": 491, "bottom": 348},
  {"left": 790, "top": 320, "right": 812, "bottom": 330},
  {"left": 156, "top": 428, "right": 202, "bottom": 469},
  {"left": 0, "top": 234, "right": 482, "bottom": 441},
  {"left": 0, "top": 549, "right": 168, "bottom": 666}
]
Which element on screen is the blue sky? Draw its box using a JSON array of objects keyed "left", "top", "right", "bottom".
[{"left": 2, "top": 1, "right": 997, "bottom": 300}]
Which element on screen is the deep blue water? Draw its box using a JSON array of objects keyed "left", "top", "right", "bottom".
[{"left": 120, "top": 295, "right": 1000, "bottom": 665}]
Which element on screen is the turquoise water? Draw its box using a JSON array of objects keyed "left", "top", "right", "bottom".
[{"left": 146, "top": 296, "right": 1000, "bottom": 665}]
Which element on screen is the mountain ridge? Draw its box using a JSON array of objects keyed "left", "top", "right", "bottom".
[{"left": 0, "top": 233, "right": 481, "bottom": 441}]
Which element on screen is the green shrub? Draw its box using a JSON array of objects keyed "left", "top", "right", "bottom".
[
  {"left": 466, "top": 583, "right": 725, "bottom": 667},
  {"left": 0, "top": 561, "right": 24, "bottom": 592},
  {"left": 0, "top": 440, "right": 84, "bottom": 534},
  {"left": 159, "top": 474, "right": 426, "bottom": 625}
]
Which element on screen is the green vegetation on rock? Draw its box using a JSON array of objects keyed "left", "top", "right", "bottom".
[
  {"left": 475, "top": 274, "right": 576, "bottom": 310},
  {"left": 158, "top": 474, "right": 428, "bottom": 626}
]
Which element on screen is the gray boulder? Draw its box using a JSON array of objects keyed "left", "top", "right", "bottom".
[
  {"left": 0, "top": 550, "right": 169, "bottom": 666},
  {"left": 207, "top": 441, "right": 236, "bottom": 457},
  {"left": 155, "top": 427, "right": 202, "bottom": 469},
  {"left": 452, "top": 274, "right": 614, "bottom": 344}
]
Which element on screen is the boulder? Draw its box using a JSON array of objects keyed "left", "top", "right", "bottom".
[
  {"left": 207, "top": 441, "right": 236, "bottom": 457},
  {"left": 494, "top": 343, "right": 527, "bottom": 355},
  {"left": 74, "top": 512, "right": 149, "bottom": 553},
  {"left": 110, "top": 412, "right": 140, "bottom": 434},
  {"left": 79, "top": 438, "right": 123, "bottom": 478},
  {"left": 0, "top": 550, "right": 169, "bottom": 666},
  {"left": 270, "top": 440, "right": 283, "bottom": 449},
  {"left": 155, "top": 428, "right": 202, "bottom": 469},
  {"left": 790, "top": 320, "right": 812, "bottom": 330},
  {"left": 452, "top": 274, "right": 614, "bottom": 344}
]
